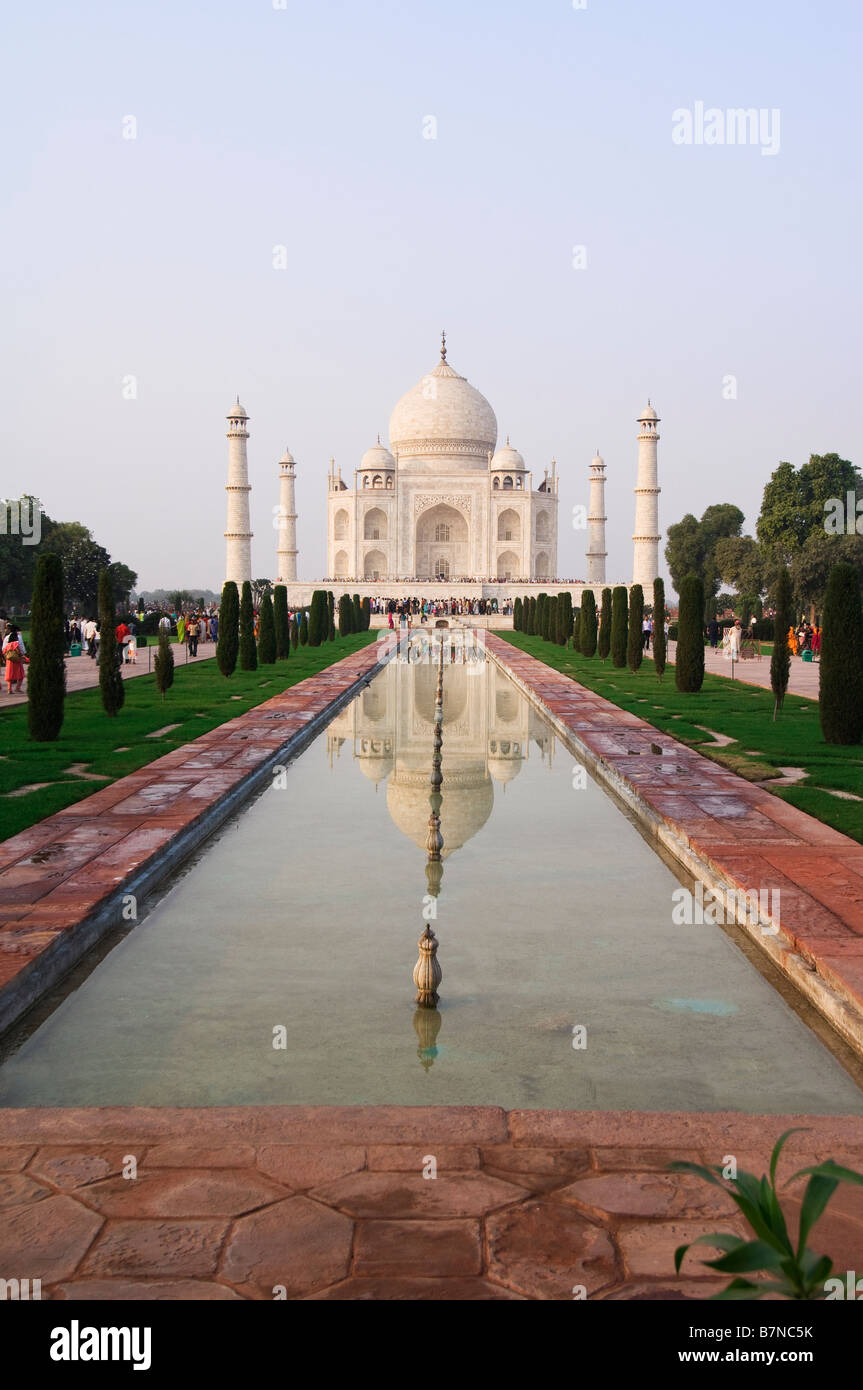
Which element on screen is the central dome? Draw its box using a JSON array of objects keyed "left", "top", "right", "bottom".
[{"left": 389, "top": 348, "right": 497, "bottom": 467}]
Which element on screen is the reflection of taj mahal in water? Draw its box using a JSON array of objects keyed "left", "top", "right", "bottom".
[{"left": 326, "top": 633, "right": 553, "bottom": 858}]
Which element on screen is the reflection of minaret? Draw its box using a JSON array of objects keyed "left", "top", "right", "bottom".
[
  {"left": 586, "top": 451, "right": 607, "bottom": 584},
  {"left": 276, "top": 447, "right": 298, "bottom": 582},
  {"left": 225, "top": 398, "right": 253, "bottom": 586},
  {"left": 632, "top": 403, "right": 661, "bottom": 588}
]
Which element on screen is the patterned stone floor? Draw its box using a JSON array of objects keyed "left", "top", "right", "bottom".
[{"left": 1, "top": 1107, "right": 861, "bottom": 1300}]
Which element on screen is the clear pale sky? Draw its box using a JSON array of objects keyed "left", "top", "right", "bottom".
[{"left": 3, "top": 0, "right": 860, "bottom": 592}]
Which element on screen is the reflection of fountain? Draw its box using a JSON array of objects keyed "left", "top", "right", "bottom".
[{"left": 414, "top": 641, "right": 444, "bottom": 1021}]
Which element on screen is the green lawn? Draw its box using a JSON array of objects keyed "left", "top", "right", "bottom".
[
  {"left": 0, "top": 634, "right": 377, "bottom": 841},
  {"left": 500, "top": 633, "right": 863, "bottom": 844}
]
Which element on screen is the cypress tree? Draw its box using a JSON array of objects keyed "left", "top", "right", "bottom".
[
  {"left": 352, "top": 593, "right": 362, "bottom": 632},
  {"left": 154, "top": 627, "right": 175, "bottom": 700},
  {"left": 627, "top": 584, "right": 644, "bottom": 672},
  {"left": 770, "top": 567, "right": 792, "bottom": 720},
  {"left": 239, "top": 581, "right": 257, "bottom": 670},
  {"left": 290, "top": 614, "right": 299, "bottom": 650},
  {"left": 820, "top": 562, "right": 863, "bottom": 745},
  {"left": 328, "top": 592, "right": 337, "bottom": 641},
  {"left": 536, "top": 593, "right": 547, "bottom": 639},
  {"left": 513, "top": 596, "right": 522, "bottom": 631},
  {"left": 526, "top": 597, "right": 536, "bottom": 635},
  {"left": 675, "top": 573, "right": 705, "bottom": 693},
  {"left": 98, "top": 568, "right": 125, "bottom": 715},
  {"left": 273, "top": 584, "right": 290, "bottom": 659},
  {"left": 308, "top": 590, "right": 324, "bottom": 647},
  {"left": 598, "top": 587, "right": 612, "bottom": 660},
  {"left": 258, "top": 591, "right": 276, "bottom": 663},
  {"left": 581, "top": 590, "right": 598, "bottom": 658},
  {"left": 544, "top": 595, "right": 557, "bottom": 641},
  {"left": 653, "top": 578, "right": 666, "bottom": 681},
  {"left": 217, "top": 581, "right": 239, "bottom": 676},
  {"left": 573, "top": 608, "right": 582, "bottom": 652},
  {"left": 338, "top": 593, "right": 353, "bottom": 634},
  {"left": 557, "top": 592, "right": 572, "bottom": 645},
  {"left": 361, "top": 596, "right": 370, "bottom": 632},
  {"left": 27, "top": 552, "right": 65, "bottom": 741},
  {"left": 299, "top": 609, "right": 309, "bottom": 645},
  {"left": 611, "top": 586, "right": 628, "bottom": 667}
]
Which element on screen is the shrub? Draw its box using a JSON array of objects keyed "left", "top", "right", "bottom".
[
  {"left": 820, "top": 562, "right": 863, "bottom": 745},
  {"left": 598, "top": 588, "right": 611, "bottom": 660},
  {"left": 98, "top": 568, "right": 125, "bottom": 716},
  {"left": 338, "top": 594, "right": 353, "bottom": 634},
  {"left": 675, "top": 573, "right": 705, "bottom": 692},
  {"left": 513, "top": 596, "right": 523, "bottom": 631},
  {"left": 217, "top": 582, "right": 239, "bottom": 676},
  {"left": 361, "top": 596, "right": 370, "bottom": 633},
  {"left": 27, "top": 552, "right": 65, "bottom": 741},
  {"left": 627, "top": 583, "right": 644, "bottom": 672},
  {"left": 536, "top": 593, "right": 547, "bottom": 639},
  {"left": 545, "top": 595, "right": 557, "bottom": 642},
  {"left": 258, "top": 591, "right": 276, "bottom": 664},
  {"left": 557, "top": 592, "right": 572, "bottom": 645},
  {"left": 274, "top": 585, "right": 290, "bottom": 659},
  {"left": 308, "top": 590, "right": 325, "bottom": 647},
  {"left": 653, "top": 578, "right": 666, "bottom": 681},
  {"left": 526, "top": 597, "right": 536, "bottom": 635},
  {"left": 611, "top": 585, "right": 628, "bottom": 667},
  {"left": 770, "top": 567, "right": 792, "bottom": 720},
  {"left": 581, "top": 590, "right": 597, "bottom": 657},
  {"left": 154, "top": 628, "right": 175, "bottom": 700},
  {"left": 352, "top": 593, "right": 362, "bottom": 633},
  {"left": 239, "top": 581, "right": 257, "bottom": 670}
]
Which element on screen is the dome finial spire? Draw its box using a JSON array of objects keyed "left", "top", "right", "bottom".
[{"left": 440, "top": 329, "right": 447, "bottom": 361}]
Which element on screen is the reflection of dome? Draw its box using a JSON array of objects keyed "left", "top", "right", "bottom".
[
  {"left": 386, "top": 770, "right": 494, "bottom": 858},
  {"left": 389, "top": 354, "right": 497, "bottom": 462},
  {"left": 488, "top": 737, "right": 524, "bottom": 784},
  {"left": 357, "top": 737, "right": 393, "bottom": 783}
]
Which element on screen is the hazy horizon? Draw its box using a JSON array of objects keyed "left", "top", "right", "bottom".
[{"left": 3, "top": 0, "right": 860, "bottom": 592}]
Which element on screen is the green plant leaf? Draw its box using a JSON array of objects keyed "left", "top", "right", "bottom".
[
  {"left": 796, "top": 1174, "right": 838, "bottom": 1258},
  {"left": 769, "top": 1127, "right": 809, "bottom": 1187},
  {"left": 790, "top": 1160, "right": 863, "bottom": 1187},
  {"left": 704, "top": 1239, "right": 786, "bottom": 1274},
  {"left": 668, "top": 1161, "right": 725, "bottom": 1187},
  {"left": 675, "top": 1232, "right": 742, "bottom": 1273}
]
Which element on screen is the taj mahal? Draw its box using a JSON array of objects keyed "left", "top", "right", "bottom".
[{"left": 223, "top": 333, "right": 662, "bottom": 607}]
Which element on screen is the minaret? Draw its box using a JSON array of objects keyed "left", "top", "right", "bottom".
[
  {"left": 586, "top": 451, "right": 607, "bottom": 584},
  {"left": 224, "top": 398, "right": 252, "bottom": 587},
  {"left": 632, "top": 402, "right": 661, "bottom": 589},
  {"left": 276, "top": 447, "right": 298, "bottom": 582}
]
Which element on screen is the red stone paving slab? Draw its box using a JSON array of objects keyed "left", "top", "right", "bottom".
[
  {"left": 0, "top": 1107, "right": 859, "bottom": 1300},
  {"left": 0, "top": 640, "right": 393, "bottom": 1029},
  {"left": 486, "top": 634, "right": 863, "bottom": 1038}
]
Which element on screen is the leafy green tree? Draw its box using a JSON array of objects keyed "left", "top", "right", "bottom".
[
  {"left": 154, "top": 628, "right": 175, "bottom": 700},
  {"left": 27, "top": 552, "right": 65, "bottom": 741},
  {"left": 758, "top": 453, "right": 862, "bottom": 563},
  {"left": 239, "top": 581, "right": 257, "bottom": 670},
  {"left": 258, "top": 591, "right": 276, "bottom": 663},
  {"left": 0, "top": 496, "right": 49, "bottom": 609},
  {"left": 598, "top": 587, "right": 612, "bottom": 660},
  {"left": 98, "top": 568, "right": 125, "bottom": 716},
  {"left": 581, "top": 590, "right": 597, "bottom": 658},
  {"left": 107, "top": 561, "right": 138, "bottom": 609},
  {"left": 610, "top": 586, "right": 628, "bottom": 667},
  {"left": 273, "top": 585, "right": 290, "bottom": 659},
  {"left": 653, "top": 578, "right": 666, "bottom": 681},
  {"left": 627, "top": 584, "right": 644, "bottom": 672},
  {"left": 217, "top": 582, "right": 239, "bottom": 676},
  {"left": 820, "top": 562, "right": 863, "bottom": 745},
  {"left": 51, "top": 522, "right": 111, "bottom": 615},
  {"left": 666, "top": 505, "right": 745, "bottom": 619},
  {"left": 675, "top": 574, "right": 705, "bottom": 693},
  {"left": 251, "top": 579, "right": 273, "bottom": 606},
  {"left": 790, "top": 531, "right": 863, "bottom": 619},
  {"left": 770, "top": 567, "right": 792, "bottom": 720}
]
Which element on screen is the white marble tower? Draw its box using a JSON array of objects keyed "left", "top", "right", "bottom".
[
  {"left": 632, "top": 403, "right": 661, "bottom": 589},
  {"left": 276, "top": 447, "right": 298, "bottom": 583},
  {"left": 224, "top": 398, "right": 252, "bottom": 587},
  {"left": 586, "top": 451, "right": 607, "bottom": 584}
]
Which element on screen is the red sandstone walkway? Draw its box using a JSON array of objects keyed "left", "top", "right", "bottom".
[
  {"left": 1, "top": 1107, "right": 860, "bottom": 1300},
  {"left": 486, "top": 634, "right": 863, "bottom": 1056},
  {"left": 666, "top": 640, "right": 821, "bottom": 698}
]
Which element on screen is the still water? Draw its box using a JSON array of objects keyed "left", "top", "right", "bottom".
[{"left": 0, "top": 631, "right": 860, "bottom": 1111}]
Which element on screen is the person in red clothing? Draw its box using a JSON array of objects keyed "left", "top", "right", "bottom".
[{"left": 115, "top": 620, "right": 129, "bottom": 663}]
